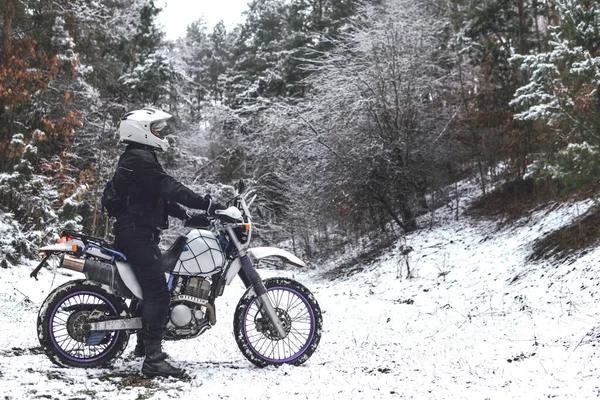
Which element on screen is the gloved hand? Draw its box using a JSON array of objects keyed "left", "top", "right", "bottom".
[
  {"left": 184, "top": 213, "right": 211, "bottom": 228},
  {"left": 204, "top": 195, "right": 226, "bottom": 216}
]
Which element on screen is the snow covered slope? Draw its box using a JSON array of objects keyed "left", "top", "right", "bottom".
[{"left": 1, "top": 179, "right": 599, "bottom": 399}]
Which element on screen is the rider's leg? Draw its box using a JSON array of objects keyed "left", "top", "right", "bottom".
[{"left": 116, "top": 227, "right": 185, "bottom": 378}]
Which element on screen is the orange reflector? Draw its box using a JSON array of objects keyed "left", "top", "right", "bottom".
[
  {"left": 72, "top": 245, "right": 79, "bottom": 252},
  {"left": 245, "top": 223, "right": 251, "bottom": 231}
]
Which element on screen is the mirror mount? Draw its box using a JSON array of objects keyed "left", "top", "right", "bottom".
[{"left": 237, "top": 179, "right": 245, "bottom": 194}]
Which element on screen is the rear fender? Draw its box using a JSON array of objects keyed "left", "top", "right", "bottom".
[{"left": 39, "top": 239, "right": 85, "bottom": 252}]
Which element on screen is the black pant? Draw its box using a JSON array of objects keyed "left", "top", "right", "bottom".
[{"left": 115, "top": 226, "right": 169, "bottom": 342}]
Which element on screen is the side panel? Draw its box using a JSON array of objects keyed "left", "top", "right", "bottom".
[
  {"left": 247, "top": 247, "right": 307, "bottom": 268},
  {"left": 115, "top": 261, "right": 144, "bottom": 300},
  {"left": 84, "top": 246, "right": 113, "bottom": 261}
]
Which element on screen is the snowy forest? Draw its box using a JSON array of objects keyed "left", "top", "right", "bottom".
[{"left": 1, "top": 0, "right": 600, "bottom": 266}]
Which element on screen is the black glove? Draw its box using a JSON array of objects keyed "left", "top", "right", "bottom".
[
  {"left": 184, "top": 213, "right": 211, "bottom": 228},
  {"left": 204, "top": 195, "right": 226, "bottom": 216}
]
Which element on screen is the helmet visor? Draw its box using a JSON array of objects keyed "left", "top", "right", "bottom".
[{"left": 150, "top": 121, "right": 168, "bottom": 136}]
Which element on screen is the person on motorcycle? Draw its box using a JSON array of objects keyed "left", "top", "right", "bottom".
[{"left": 114, "top": 107, "right": 225, "bottom": 378}]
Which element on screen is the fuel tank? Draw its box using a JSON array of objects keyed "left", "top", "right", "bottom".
[{"left": 174, "top": 229, "right": 225, "bottom": 276}]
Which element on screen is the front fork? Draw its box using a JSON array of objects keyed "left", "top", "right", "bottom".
[
  {"left": 238, "top": 255, "right": 287, "bottom": 339},
  {"left": 226, "top": 224, "right": 286, "bottom": 340}
]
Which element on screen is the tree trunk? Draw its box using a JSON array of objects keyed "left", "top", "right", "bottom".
[
  {"left": 104, "top": 217, "right": 110, "bottom": 240},
  {"left": 456, "top": 45, "right": 486, "bottom": 197},
  {"left": 373, "top": 191, "right": 409, "bottom": 233},
  {"left": 2, "top": 0, "right": 14, "bottom": 63},
  {"left": 399, "top": 201, "right": 417, "bottom": 232},
  {"left": 532, "top": 0, "right": 542, "bottom": 52},
  {"left": 597, "top": 84, "right": 600, "bottom": 138},
  {"left": 91, "top": 114, "right": 108, "bottom": 235},
  {"left": 455, "top": 180, "right": 460, "bottom": 221},
  {"left": 517, "top": 0, "right": 527, "bottom": 55},
  {"left": 0, "top": 0, "right": 15, "bottom": 126},
  {"left": 291, "top": 227, "right": 296, "bottom": 255}
]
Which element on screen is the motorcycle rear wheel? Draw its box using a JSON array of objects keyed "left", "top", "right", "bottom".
[
  {"left": 37, "top": 279, "right": 129, "bottom": 368},
  {"left": 233, "top": 277, "right": 323, "bottom": 367}
]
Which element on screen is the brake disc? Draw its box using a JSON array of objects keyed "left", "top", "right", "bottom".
[
  {"left": 66, "top": 311, "right": 91, "bottom": 342},
  {"left": 66, "top": 309, "right": 107, "bottom": 343},
  {"left": 255, "top": 308, "right": 292, "bottom": 340}
]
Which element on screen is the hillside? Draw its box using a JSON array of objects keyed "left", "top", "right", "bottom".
[{"left": 0, "top": 178, "right": 599, "bottom": 399}]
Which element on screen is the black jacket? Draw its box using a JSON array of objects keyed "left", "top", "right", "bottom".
[{"left": 113, "top": 143, "right": 209, "bottom": 231}]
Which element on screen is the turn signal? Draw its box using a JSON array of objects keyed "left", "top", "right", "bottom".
[{"left": 72, "top": 245, "right": 79, "bottom": 252}]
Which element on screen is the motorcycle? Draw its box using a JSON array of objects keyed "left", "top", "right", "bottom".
[{"left": 30, "top": 181, "right": 322, "bottom": 369}]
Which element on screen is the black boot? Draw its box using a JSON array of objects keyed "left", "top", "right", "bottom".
[
  {"left": 133, "top": 334, "right": 145, "bottom": 357},
  {"left": 141, "top": 341, "right": 187, "bottom": 379},
  {"left": 133, "top": 335, "right": 169, "bottom": 359}
]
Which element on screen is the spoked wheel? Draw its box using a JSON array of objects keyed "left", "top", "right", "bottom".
[
  {"left": 234, "top": 278, "right": 323, "bottom": 367},
  {"left": 37, "top": 280, "right": 129, "bottom": 368}
]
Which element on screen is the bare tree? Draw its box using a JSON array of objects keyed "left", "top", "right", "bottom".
[{"left": 289, "top": 0, "right": 462, "bottom": 234}]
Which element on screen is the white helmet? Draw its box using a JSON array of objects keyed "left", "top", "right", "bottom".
[{"left": 119, "top": 107, "right": 172, "bottom": 152}]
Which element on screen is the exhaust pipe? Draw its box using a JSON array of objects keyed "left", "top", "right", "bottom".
[
  {"left": 60, "top": 254, "right": 132, "bottom": 298},
  {"left": 61, "top": 254, "right": 113, "bottom": 276},
  {"left": 62, "top": 254, "right": 86, "bottom": 272}
]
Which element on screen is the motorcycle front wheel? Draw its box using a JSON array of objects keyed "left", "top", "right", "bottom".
[
  {"left": 37, "top": 279, "right": 129, "bottom": 368},
  {"left": 233, "top": 277, "right": 323, "bottom": 367}
]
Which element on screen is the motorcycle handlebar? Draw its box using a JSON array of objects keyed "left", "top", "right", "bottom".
[{"left": 184, "top": 208, "right": 245, "bottom": 228}]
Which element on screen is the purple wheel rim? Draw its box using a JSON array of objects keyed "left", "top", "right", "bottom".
[
  {"left": 49, "top": 290, "right": 120, "bottom": 363},
  {"left": 243, "top": 286, "right": 316, "bottom": 363}
]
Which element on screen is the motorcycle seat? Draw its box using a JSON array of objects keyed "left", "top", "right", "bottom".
[{"left": 161, "top": 235, "right": 187, "bottom": 273}]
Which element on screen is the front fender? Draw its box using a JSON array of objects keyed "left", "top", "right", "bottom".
[{"left": 247, "top": 247, "right": 307, "bottom": 268}]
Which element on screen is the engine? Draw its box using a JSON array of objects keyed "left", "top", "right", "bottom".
[
  {"left": 185, "top": 276, "right": 212, "bottom": 298},
  {"left": 165, "top": 277, "right": 214, "bottom": 339}
]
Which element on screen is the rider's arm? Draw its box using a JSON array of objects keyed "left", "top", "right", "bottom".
[
  {"left": 132, "top": 149, "right": 211, "bottom": 210},
  {"left": 166, "top": 201, "right": 189, "bottom": 220}
]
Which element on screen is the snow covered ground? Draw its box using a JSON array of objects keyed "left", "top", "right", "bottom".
[{"left": 1, "top": 179, "right": 600, "bottom": 399}]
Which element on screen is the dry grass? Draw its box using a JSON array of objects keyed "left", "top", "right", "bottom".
[
  {"left": 467, "top": 178, "right": 564, "bottom": 221},
  {"left": 468, "top": 178, "right": 600, "bottom": 261},
  {"left": 529, "top": 207, "right": 600, "bottom": 262}
]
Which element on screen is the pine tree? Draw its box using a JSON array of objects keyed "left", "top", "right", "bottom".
[
  {"left": 449, "top": 0, "right": 556, "bottom": 181},
  {"left": 510, "top": 0, "right": 600, "bottom": 187}
]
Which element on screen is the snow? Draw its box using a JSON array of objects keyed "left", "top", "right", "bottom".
[{"left": 1, "top": 179, "right": 600, "bottom": 399}]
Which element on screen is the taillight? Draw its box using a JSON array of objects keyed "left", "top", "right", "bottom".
[{"left": 57, "top": 236, "right": 74, "bottom": 244}]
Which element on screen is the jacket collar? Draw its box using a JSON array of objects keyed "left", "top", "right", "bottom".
[{"left": 126, "top": 143, "right": 156, "bottom": 153}]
